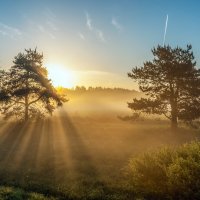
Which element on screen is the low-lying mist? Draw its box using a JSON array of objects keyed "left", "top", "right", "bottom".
[
  {"left": 56, "top": 88, "right": 142, "bottom": 119},
  {"left": 0, "top": 88, "right": 199, "bottom": 199}
]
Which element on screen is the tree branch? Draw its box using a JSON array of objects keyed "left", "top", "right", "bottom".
[
  {"left": 10, "top": 98, "right": 25, "bottom": 105},
  {"left": 163, "top": 112, "right": 171, "bottom": 120},
  {"left": 28, "top": 94, "right": 43, "bottom": 106}
]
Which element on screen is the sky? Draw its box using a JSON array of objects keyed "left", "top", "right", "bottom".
[{"left": 0, "top": 0, "right": 200, "bottom": 89}]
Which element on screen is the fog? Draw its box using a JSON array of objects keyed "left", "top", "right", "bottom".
[{"left": 0, "top": 90, "right": 199, "bottom": 197}]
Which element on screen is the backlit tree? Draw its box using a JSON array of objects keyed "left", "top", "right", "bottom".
[
  {"left": 128, "top": 45, "right": 200, "bottom": 128},
  {"left": 0, "top": 48, "right": 67, "bottom": 121}
]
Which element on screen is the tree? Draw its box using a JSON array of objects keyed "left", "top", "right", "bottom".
[
  {"left": 128, "top": 45, "right": 200, "bottom": 128},
  {"left": 0, "top": 70, "right": 10, "bottom": 103},
  {"left": 0, "top": 48, "right": 67, "bottom": 121}
]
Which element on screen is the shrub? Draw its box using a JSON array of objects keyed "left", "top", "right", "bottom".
[
  {"left": 118, "top": 113, "right": 143, "bottom": 122},
  {"left": 125, "top": 141, "right": 200, "bottom": 200},
  {"left": 167, "top": 141, "right": 200, "bottom": 200},
  {"left": 0, "top": 187, "right": 24, "bottom": 200},
  {"left": 0, "top": 186, "right": 57, "bottom": 200}
]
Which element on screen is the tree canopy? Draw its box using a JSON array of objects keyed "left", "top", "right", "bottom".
[
  {"left": 0, "top": 48, "right": 67, "bottom": 121},
  {"left": 128, "top": 45, "right": 200, "bottom": 128}
]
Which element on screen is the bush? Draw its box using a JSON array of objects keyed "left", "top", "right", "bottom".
[
  {"left": 118, "top": 113, "right": 143, "bottom": 122},
  {"left": 125, "top": 141, "right": 200, "bottom": 200},
  {"left": 0, "top": 186, "right": 57, "bottom": 200},
  {"left": 0, "top": 187, "right": 24, "bottom": 200},
  {"left": 167, "top": 141, "right": 200, "bottom": 200}
]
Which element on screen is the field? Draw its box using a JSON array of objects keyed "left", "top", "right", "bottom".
[{"left": 0, "top": 90, "right": 199, "bottom": 199}]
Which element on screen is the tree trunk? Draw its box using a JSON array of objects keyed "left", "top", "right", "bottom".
[
  {"left": 25, "top": 94, "right": 29, "bottom": 121},
  {"left": 171, "top": 114, "right": 178, "bottom": 129},
  {"left": 170, "top": 98, "right": 178, "bottom": 130},
  {"left": 25, "top": 71, "right": 29, "bottom": 121}
]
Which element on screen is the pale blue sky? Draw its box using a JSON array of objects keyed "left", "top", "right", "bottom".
[{"left": 0, "top": 0, "right": 200, "bottom": 88}]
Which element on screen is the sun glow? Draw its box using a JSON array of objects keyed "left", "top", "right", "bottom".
[{"left": 45, "top": 63, "right": 76, "bottom": 88}]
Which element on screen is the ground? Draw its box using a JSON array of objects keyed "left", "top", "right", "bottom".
[{"left": 0, "top": 110, "right": 199, "bottom": 199}]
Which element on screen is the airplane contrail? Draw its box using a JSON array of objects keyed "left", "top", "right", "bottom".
[{"left": 163, "top": 14, "right": 168, "bottom": 46}]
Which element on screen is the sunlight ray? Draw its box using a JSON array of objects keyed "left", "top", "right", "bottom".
[
  {"left": 0, "top": 121, "right": 30, "bottom": 169},
  {"left": 11, "top": 121, "right": 36, "bottom": 170}
]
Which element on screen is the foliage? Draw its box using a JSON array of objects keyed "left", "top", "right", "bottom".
[
  {"left": 125, "top": 141, "right": 200, "bottom": 200},
  {"left": 0, "top": 49, "right": 67, "bottom": 121},
  {"left": 117, "top": 113, "right": 142, "bottom": 122},
  {"left": 167, "top": 141, "right": 200, "bottom": 199},
  {"left": 128, "top": 45, "right": 200, "bottom": 128},
  {"left": 57, "top": 86, "right": 137, "bottom": 93},
  {"left": 0, "top": 186, "right": 57, "bottom": 200}
]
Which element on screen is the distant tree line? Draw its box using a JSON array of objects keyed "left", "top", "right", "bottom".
[
  {"left": 128, "top": 45, "right": 200, "bottom": 129},
  {"left": 57, "top": 86, "right": 137, "bottom": 93},
  {"left": 0, "top": 48, "right": 66, "bottom": 121}
]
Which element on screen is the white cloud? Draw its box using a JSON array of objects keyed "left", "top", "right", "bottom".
[
  {"left": 38, "top": 25, "right": 45, "bottom": 33},
  {"left": 85, "top": 12, "right": 106, "bottom": 43},
  {"left": 25, "top": 8, "right": 59, "bottom": 40},
  {"left": 0, "top": 22, "right": 22, "bottom": 39},
  {"left": 95, "top": 29, "right": 105, "bottom": 42},
  {"left": 78, "top": 32, "right": 85, "bottom": 40},
  {"left": 43, "top": 8, "right": 59, "bottom": 38},
  {"left": 44, "top": 8, "right": 56, "bottom": 20},
  {"left": 85, "top": 12, "right": 93, "bottom": 31},
  {"left": 48, "top": 32, "right": 56, "bottom": 40},
  {"left": 46, "top": 20, "right": 58, "bottom": 31},
  {"left": 36, "top": 24, "right": 56, "bottom": 39},
  {"left": 0, "top": 30, "right": 6, "bottom": 36},
  {"left": 111, "top": 17, "right": 122, "bottom": 31}
]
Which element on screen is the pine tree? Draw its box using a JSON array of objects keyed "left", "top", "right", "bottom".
[
  {"left": 128, "top": 45, "right": 200, "bottom": 128},
  {"left": 0, "top": 48, "right": 67, "bottom": 121}
]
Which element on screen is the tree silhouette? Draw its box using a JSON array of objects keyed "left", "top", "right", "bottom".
[
  {"left": 128, "top": 45, "right": 200, "bottom": 128},
  {"left": 0, "top": 48, "right": 67, "bottom": 121},
  {"left": 0, "top": 70, "right": 10, "bottom": 103}
]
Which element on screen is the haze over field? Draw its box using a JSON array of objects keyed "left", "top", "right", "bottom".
[
  {"left": 0, "top": 105, "right": 199, "bottom": 199},
  {"left": 58, "top": 88, "right": 141, "bottom": 116}
]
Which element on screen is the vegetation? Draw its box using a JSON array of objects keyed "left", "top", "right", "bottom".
[
  {"left": 0, "top": 49, "right": 66, "bottom": 121},
  {"left": 128, "top": 45, "right": 200, "bottom": 128},
  {"left": 0, "top": 186, "right": 57, "bottom": 200},
  {"left": 57, "top": 86, "right": 137, "bottom": 93},
  {"left": 0, "top": 116, "right": 199, "bottom": 200},
  {"left": 125, "top": 140, "right": 200, "bottom": 200}
]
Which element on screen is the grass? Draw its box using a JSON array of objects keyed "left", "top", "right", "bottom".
[
  {"left": 0, "top": 111, "right": 199, "bottom": 199},
  {"left": 0, "top": 186, "right": 57, "bottom": 200}
]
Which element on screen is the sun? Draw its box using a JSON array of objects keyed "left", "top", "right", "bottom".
[{"left": 45, "top": 63, "right": 76, "bottom": 88}]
